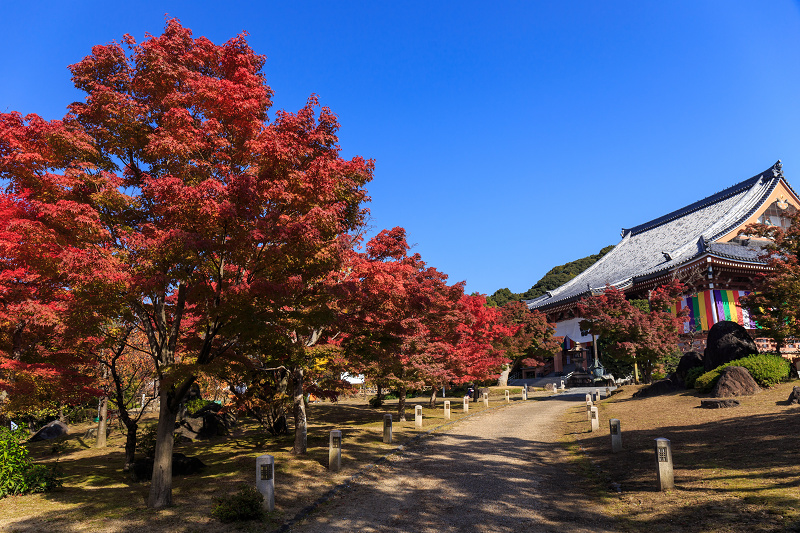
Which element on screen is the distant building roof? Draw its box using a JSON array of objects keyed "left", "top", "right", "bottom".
[{"left": 526, "top": 161, "right": 788, "bottom": 312}]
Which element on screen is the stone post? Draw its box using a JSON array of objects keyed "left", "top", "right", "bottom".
[
  {"left": 522, "top": 387, "right": 527, "bottom": 401},
  {"left": 585, "top": 393, "right": 591, "bottom": 402},
  {"left": 594, "top": 388, "right": 600, "bottom": 402},
  {"left": 560, "top": 379, "right": 565, "bottom": 391},
  {"left": 383, "top": 414, "right": 392, "bottom": 444},
  {"left": 256, "top": 454, "right": 275, "bottom": 512},
  {"left": 415, "top": 405, "right": 423, "bottom": 428},
  {"left": 504, "top": 390, "right": 510, "bottom": 403},
  {"left": 463, "top": 397, "right": 469, "bottom": 413},
  {"left": 609, "top": 418, "right": 622, "bottom": 453},
  {"left": 329, "top": 430, "right": 342, "bottom": 472},
  {"left": 590, "top": 406, "right": 599, "bottom": 432},
  {"left": 586, "top": 400, "right": 593, "bottom": 421},
  {"left": 444, "top": 400, "right": 451, "bottom": 420},
  {"left": 483, "top": 392, "right": 489, "bottom": 407},
  {"left": 655, "top": 438, "right": 674, "bottom": 490}
]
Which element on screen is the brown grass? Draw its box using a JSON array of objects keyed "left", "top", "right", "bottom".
[
  {"left": 0, "top": 389, "right": 520, "bottom": 533},
  {"left": 560, "top": 380, "right": 800, "bottom": 533}
]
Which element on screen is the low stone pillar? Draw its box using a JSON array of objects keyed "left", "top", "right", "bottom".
[
  {"left": 585, "top": 393, "right": 591, "bottom": 402},
  {"left": 522, "top": 387, "right": 527, "bottom": 401},
  {"left": 655, "top": 438, "right": 674, "bottom": 490},
  {"left": 256, "top": 454, "right": 275, "bottom": 512},
  {"left": 560, "top": 379, "right": 565, "bottom": 390},
  {"left": 463, "top": 397, "right": 469, "bottom": 413},
  {"left": 609, "top": 418, "right": 622, "bottom": 453},
  {"left": 329, "top": 430, "right": 342, "bottom": 472},
  {"left": 383, "top": 414, "right": 392, "bottom": 444},
  {"left": 504, "top": 390, "right": 510, "bottom": 403},
  {"left": 444, "top": 400, "right": 451, "bottom": 420},
  {"left": 594, "top": 388, "right": 600, "bottom": 402},
  {"left": 590, "top": 406, "right": 599, "bottom": 432},
  {"left": 483, "top": 392, "right": 489, "bottom": 407},
  {"left": 415, "top": 405, "right": 423, "bottom": 428},
  {"left": 586, "top": 400, "right": 593, "bottom": 421}
]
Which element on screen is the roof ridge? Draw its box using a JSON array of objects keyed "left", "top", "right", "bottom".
[{"left": 621, "top": 162, "right": 781, "bottom": 237}]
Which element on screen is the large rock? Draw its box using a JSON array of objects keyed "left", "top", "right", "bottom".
[
  {"left": 704, "top": 321, "right": 757, "bottom": 371},
  {"left": 176, "top": 402, "right": 236, "bottom": 441},
  {"left": 29, "top": 420, "right": 68, "bottom": 442},
  {"left": 700, "top": 398, "right": 740, "bottom": 409},
  {"left": 633, "top": 379, "right": 679, "bottom": 398},
  {"left": 788, "top": 386, "right": 800, "bottom": 405},
  {"left": 711, "top": 366, "right": 761, "bottom": 398},
  {"left": 673, "top": 351, "right": 704, "bottom": 387}
]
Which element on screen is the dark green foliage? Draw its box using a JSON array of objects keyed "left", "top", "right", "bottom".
[
  {"left": 694, "top": 353, "right": 791, "bottom": 392},
  {"left": 486, "top": 245, "right": 613, "bottom": 306},
  {"left": 368, "top": 397, "right": 382, "bottom": 407},
  {"left": 0, "top": 427, "right": 62, "bottom": 498},
  {"left": 684, "top": 366, "right": 705, "bottom": 389},
  {"left": 211, "top": 485, "right": 266, "bottom": 522},
  {"left": 630, "top": 299, "right": 650, "bottom": 313},
  {"left": 186, "top": 399, "right": 217, "bottom": 415}
]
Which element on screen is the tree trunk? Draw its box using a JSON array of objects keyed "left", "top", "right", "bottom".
[
  {"left": 398, "top": 385, "right": 407, "bottom": 421},
  {"left": 428, "top": 387, "right": 438, "bottom": 409},
  {"left": 122, "top": 419, "right": 138, "bottom": 471},
  {"left": 96, "top": 396, "right": 108, "bottom": 448},
  {"left": 291, "top": 366, "right": 307, "bottom": 455},
  {"left": 376, "top": 383, "right": 383, "bottom": 404},
  {"left": 497, "top": 365, "right": 511, "bottom": 387},
  {"left": 147, "top": 378, "right": 193, "bottom": 509}
]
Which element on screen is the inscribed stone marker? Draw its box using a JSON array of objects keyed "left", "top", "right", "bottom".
[
  {"left": 655, "top": 438, "right": 674, "bottom": 490},
  {"left": 444, "top": 400, "right": 451, "bottom": 420},
  {"left": 590, "top": 406, "right": 599, "bottom": 432},
  {"left": 609, "top": 418, "right": 622, "bottom": 453},
  {"left": 255, "top": 454, "right": 275, "bottom": 511},
  {"left": 415, "top": 405, "right": 423, "bottom": 428},
  {"left": 329, "top": 430, "right": 342, "bottom": 472},
  {"left": 383, "top": 414, "right": 392, "bottom": 444}
]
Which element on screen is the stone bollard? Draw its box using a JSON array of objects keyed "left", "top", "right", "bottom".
[
  {"left": 483, "top": 392, "right": 489, "bottom": 407},
  {"left": 463, "top": 396, "right": 469, "bottom": 413},
  {"left": 585, "top": 393, "right": 591, "bottom": 402},
  {"left": 256, "top": 454, "right": 275, "bottom": 512},
  {"left": 522, "top": 387, "right": 527, "bottom": 401},
  {"left": 655, "top": 438, "right": 674, "bottom": 490},
  {"left": 383, "top": 414, "right": 392, "bottom": 444},
  {"left": 444, "top": 400, "right": 451, "bottom": 420},
  {"left": 609, "top": 418, "right": 622, "bottom": 453},
  {"left": 504, "top": 390, "right": 510, "bottom": 403},
  {"left": 594, "top": 388, "right": 600, "bottom": 402},
  {"left": 560, "top": 379, "right": 565, "bottom": 390},
  {"left": 586, "top": 400, "right": 593, "bottom": 421},
  {"left": 329, "top": 430, "right": 342, "bottom": 472},
  {"left": 590, "top": 406, "right": 599, "bottom": 432},
  {"left": 415, "top": 405, "right": 423, "bottom": 428}
]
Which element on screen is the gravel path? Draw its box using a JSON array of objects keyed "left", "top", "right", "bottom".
[{"left": 286, "top": 395, "right": 616, "bottom": 533}]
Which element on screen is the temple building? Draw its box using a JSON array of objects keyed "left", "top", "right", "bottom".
[{"left": 525, "top": 161, "right": 797, "bottom": 377}]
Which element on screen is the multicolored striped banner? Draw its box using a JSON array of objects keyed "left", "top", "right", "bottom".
[
  {"left": 561, "top": 335, "right": 576, "bottom": 351},
  {"left": 671, "top": 290, "right": 755, "bottom": 332}
]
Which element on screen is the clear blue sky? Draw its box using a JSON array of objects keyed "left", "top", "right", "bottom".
[{"left": 2, "top": 2, "right": 800, "bottom": 296}]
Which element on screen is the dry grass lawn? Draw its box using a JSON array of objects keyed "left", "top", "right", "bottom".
[
  {"left": 0, "top": 388, "right": 521, "bottom": 533},
  {"left": 560, "top": 380, "right": 800, "bottom": 533}
]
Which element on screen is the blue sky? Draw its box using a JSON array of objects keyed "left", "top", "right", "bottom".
[{"left": 2, "top": 2, "right": 800, "bottom": 296}]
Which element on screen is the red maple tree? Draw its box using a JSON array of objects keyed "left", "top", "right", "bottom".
[{"left": 0, "top": 20, "right": 372, "bottom": 508}]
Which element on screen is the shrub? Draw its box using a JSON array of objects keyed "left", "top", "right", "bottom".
[
  {"left": 694, "top": 354, "right": 791, "bottom": 393},
  {"left": 0, "top": 427, "right": 62, "bottom": 498},
  {"left": 211, "top": 485, "right": 265, "bottom": 522},
  {"left": 186, "top": 399, "right": 216, "bottom": 415},
  {"left": 684, "top": 366, "right": 705, "bottom": 389},
  {"left": 368, "top": 397, "right": 382, "bottom": 408}
]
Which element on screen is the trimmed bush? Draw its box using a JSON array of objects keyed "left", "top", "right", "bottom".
[
  {"left": 684, "top": 366, "right": 705, "bottom": 389},
  {"left": 211, "top": 485, "right": 265, "bottom": 522},
  {"left": 695, "top": 354, "right": 791, "bottom": 393},
  {"left": 0, "top": 427, "right": 62, "bottom": 498}
]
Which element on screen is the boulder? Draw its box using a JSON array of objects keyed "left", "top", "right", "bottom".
[
  {"left": 788, "top": 386, "right": 800, "bottom": 405},
  {"left": 673, "top": 351, "right": 704, "bottom": 387},
  {"left": 711, "top": 366, "right": 761, "bottom": 398},
  {"left": 633, "top": 379, "right": 679, "bottom": 398},
  {"left": 29, "top": 420, "right": 68, "bottom": 442},
  {"left": 700, "top": 398, "right": 741, "bottom": 409},
  {"left": 704, "top": 321, "right": 757, "bottom": 371},
  {"left": 176, "top": 403, "right": 236, "bottom": 440}
]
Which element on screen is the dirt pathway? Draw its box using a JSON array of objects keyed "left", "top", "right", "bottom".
[{"left": 286, "top": 395, "right": 616, "bottom": 533}]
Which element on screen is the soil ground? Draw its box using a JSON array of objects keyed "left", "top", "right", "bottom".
[{"left": 561, "top": 381, "right": 800, "bottom": 533}]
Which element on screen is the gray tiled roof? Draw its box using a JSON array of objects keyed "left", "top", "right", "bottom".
[{"left": 527, "top": 162, "right": 784, "bottom": 311}]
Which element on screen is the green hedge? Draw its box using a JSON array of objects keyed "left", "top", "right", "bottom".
[
  {"left": 695, "top": 354, "right": 791, "bottom": 393},
  {"left": 684, "top": 366, "right": 705, "bottom": 389}
]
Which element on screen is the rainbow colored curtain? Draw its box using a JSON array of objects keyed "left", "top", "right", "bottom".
[
  {"left": 561, "top": 336, "right": 576, "bottom": 351},
  {"left": 671, "top": 290, "right": 754, "bottom": 332}
]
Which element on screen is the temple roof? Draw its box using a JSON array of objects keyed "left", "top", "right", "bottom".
[{"left": 526, "top": 161, "right": 787, "bottom": 311}]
